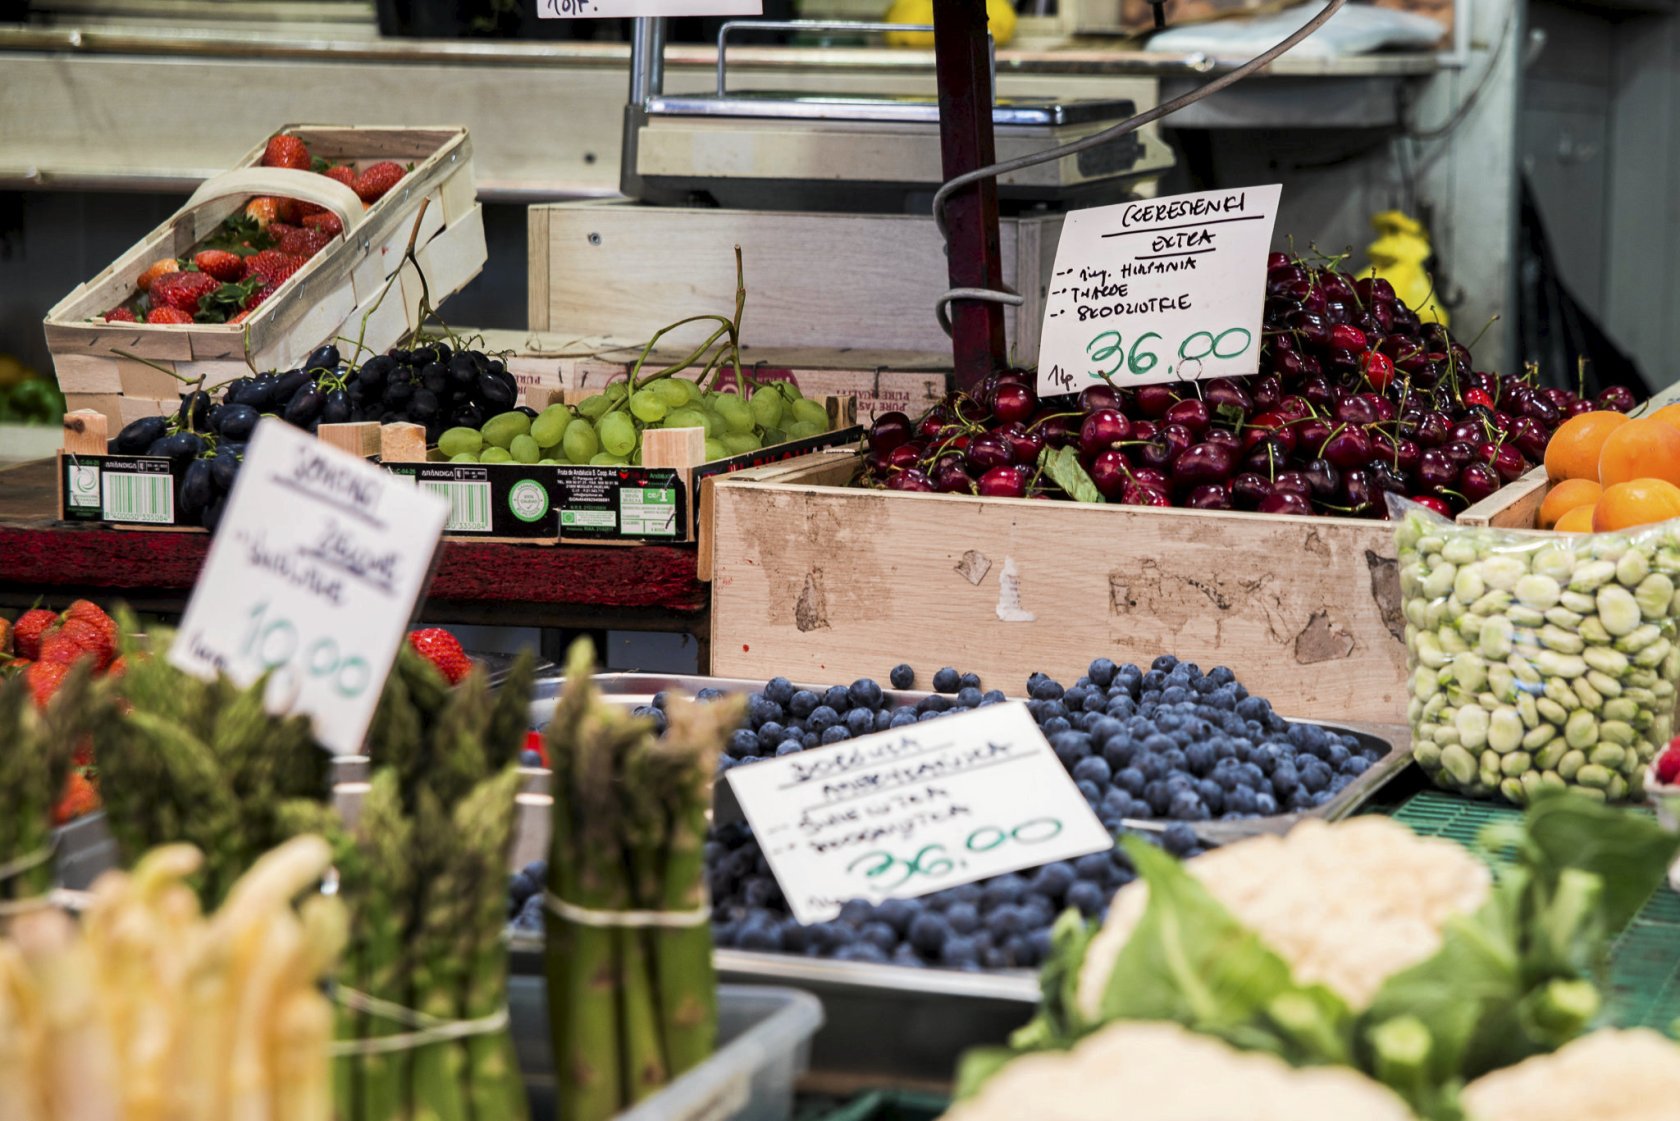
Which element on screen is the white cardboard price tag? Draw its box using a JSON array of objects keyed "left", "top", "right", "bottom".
[
  {"left": 169, "top": 419, "right": 450, "bottom": 755},
  {"left": 538, "top": 0, "right": 760, "bottom": 18},
  {"left": 1036, "top": 185, "right": 1283, "bottom": 395},
  {"left": 723, "top": 702, "right": 1113, "bottom": 925}
]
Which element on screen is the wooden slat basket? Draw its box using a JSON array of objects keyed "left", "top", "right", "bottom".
[{"left": 46, "top": 124, "right": 484, "bottom": 432}]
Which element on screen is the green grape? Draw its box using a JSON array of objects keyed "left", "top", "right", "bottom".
[
  {"left": 481, "top": 446, "right": 513, "bottom": 463},
  {"left": 715, "top": 394, "right": 755, "bottom": 434},
  {"left": 438, "top": 426, "right": 483, "bottom": 457},
  {"left": 510, "top": 434, "right": 541, "bottom": 464},
  {"left": 700, "top": 410, "right": 723, "bottom": 438},
  {"left": 561, "top": 418, "right": 600, "bottom": 463},
  {"left": 449, "top": 451, "right": 480, "bottom": 463},
  {"left": 664, "top": 407, "right": 707, "bottom": 431},
  {"left": 577, "top": 393, "right": 612, "bottom": 421},
  {"left": 629, "top": 389, "right": 668, "bottom": 423},
  {"left": 786, "top": 420, "right": 820, "bottom": 440},
  {"left": 482, "top": 410, "right": 531, "bottom": 450},
  {"left": 589, "top": 452, "right": 628, "bottom": 466},
  {"left": 650, "top": 378, "right": 695, "bottom": 407},
  {"left": 761, "top": 427, "right": 787, "bottom": 447},
  {"left": 604, "top": 382, "right": 629, "bottom": 402},
  {"left": 749, "top": 386, "right": 786, "bottom": 430},
  {"left": 780, "top": 381, "right": 805, "bottom": 400},
  {"left": 721, "top": 432, "right": 762, "bottom": 455},
  {"left": 791, "top": 398, "right": 830, "bottom": 430},
  {"left": 599, "top": 411, "right": 638, "bottom": 457},
  {"left": 530, "top": 403, "right": 573, "bottom": 446},
  {"left": 538, "top": 458, "right": 560, "bottom": 465},
  {"left": 704, "top": 438, "right": 727, "bottom": 460}
]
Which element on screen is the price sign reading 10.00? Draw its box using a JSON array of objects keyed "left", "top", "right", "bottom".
[
  {"left": 1036, "top": 185, "right": 1283, "bottom": 395},
  {"left": 171, "top": 420, "right": 449, "bottom": 755}
]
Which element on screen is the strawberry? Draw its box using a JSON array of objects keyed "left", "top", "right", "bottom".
[
  {"left": 262, "top": 134, "right": 312, "bottom": 171},
  {"left": 136, "top": 257, "right": 181, "bottom": 293},
  {"left": 52, "top": 771, "right": 101, "bottom": 826},
  {"left": 407, "top": 627, "right": 472, "bottom": 685},
  {"left": 24, "top": 660, "right": 70, "bottom": 708},
  {"left": 103, "top": 307, "right": 137, "bottom": 322},
  {"left": 193, "top": 249, "right": 245, "bottom": 282},
  {"left": 522, "top": 730, "right": 548, "bottom": 768},
  {"left": 245, "top": 197, "right": 280, "bottom": 230},
  {"left": 13, "top": 608, "right": 56, "bottom": 660},
  {"left": 352, "top": 161, "right": 405, "bottom": 203},
  {"left": 1657, "top": 738, "right": 1680, "bottom": 785},
  {"left": 324, "top": 164, "right": 357, "bottom": 189},
  {"left": 242, "top": 283, "right": 277, "bottom": 313},
  {"left": 38, "top": 631, "right": 91, "bottom": 668},
  {"left": 275, "top": 197, "right": 304, "bottom": 224},
  {"left": 0, "top": 617, "right": 10, "bottom": 656},
  {"left": 266, "top": 220, "right": 301, "bottom": 240},
  {"left": 229, "top": 310, "right": 250, "bottom": 325},
  {"left": 150, "top": 270, "right": 221, "bottom": 313},
  {"left": 146, "top": 307, "right": 195, "bottom": 325},
  {"left": 61, "top": 602, "right": 116, "bottom": 669},
  {"left": 243, "top": 250, "right": 306, "bottom": 287},
  {"left": 301, "top": 211, "right": 344, "bottom": 237},
  {"left": 107, "top": 655, "right": 127, "bottom": 679},
  {"left": 276, "top": 227, "right": 334, "bottom": 259}
]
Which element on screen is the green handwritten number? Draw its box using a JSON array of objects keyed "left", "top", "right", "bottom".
[
  {"left": 1011, "top": 818, "right": 1064, "bottom": 844},
  {"left": 1212, "top": 327, "right": 1252, "bottom": 360},
  {"left": 967, "top": 826, "right": 1007, "bottom": 853},
  {"left": 243, "top": 600, "right": 299, "bottom": 668},
  {"left": 847, "top": 850, "right": 913, "bottom": 891},
  {"left": 911, "top": 845, "right": 954, "bottom": 877},
  {"left": 1086, "top": 331, "right": 1125, "bottom": 379},
  {"left": 336, "top": 657, "right": 372, "bottom": 699},
  {"left": 1128, "top": 332, "right": 1161, "bottom": 377},
  {"left": 1179, "top": 331, "right": 1216, "bottom": 363}
]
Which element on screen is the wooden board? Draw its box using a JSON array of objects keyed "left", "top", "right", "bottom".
[
  {"left": 529, "top": 202, "right": 1061, "bottom": 358},
  {"left": 1457, "top": 465, "right": 1551, "bottom": 529},
  {"left": 709, "top": 452, "right": 1414, "bottom": 724}
]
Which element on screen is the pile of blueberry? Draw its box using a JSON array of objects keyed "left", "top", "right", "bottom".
[{"left": 508, "top": 859, "right": 548, "bottom": 933}]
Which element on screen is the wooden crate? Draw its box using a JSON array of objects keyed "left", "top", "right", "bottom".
[
  {"left": 1456, "top": 466, "right": 1551, "bottom": 529},
  {"left": 706, "top": 451, "right": 1417, "bottom": 724},
  {"left": 45, "top": 125, "right": 483, "bottom": 433},
  {"left": 528, "top": 202, "right": 1062, "bottom": 359}
]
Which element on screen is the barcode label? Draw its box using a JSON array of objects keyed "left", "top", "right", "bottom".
[
  {"left": 102, "top": 472, "right": 174, "bottom": 524},
  {"left": 423, "top": 480, "right": 492, "bottom": 532}
]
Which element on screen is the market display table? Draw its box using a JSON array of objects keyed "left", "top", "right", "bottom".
[{"left": 0, "top": 458, "right": 710, "bottom": 661}]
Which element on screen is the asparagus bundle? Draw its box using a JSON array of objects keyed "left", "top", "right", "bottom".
[
  {"left": 543, "top": 639, "right": 744, "bottom": 1121},
  {"left": 0, "top": 662, "right": 102, "bottom": 918},
  {"left": 98, "top": 612, "right": 331, "bottom": 908},
  {"left": 325, "top": 642, "right": 536, "bottom": 1121},
  {"left": 0, "top": 835, "right": 345, "bottom": 1121}
]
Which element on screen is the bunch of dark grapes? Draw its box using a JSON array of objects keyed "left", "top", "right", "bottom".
[
  {"left": 350, "top": 341, "right": 518, "bottom": 446},
  {"left": 861, "top": 257, "right": 1639, "bottom": 517},
  {"left": 106, "top": 384, "right": 260, "bottom": 532}
]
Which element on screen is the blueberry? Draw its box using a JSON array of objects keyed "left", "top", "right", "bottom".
[
  {"left": 890, "top": 664, "right": 915, "bottom": 689},
  {"left": 946, "top": 901, "right": 980, "bottom": 934},
  {"left": 1066, "top": 880, "right": 1106, "bottom": 916},
  {"left": 1076, "top": 779, "right": 1102, "bottom": 804},
  {"left": 981, "top": 689, "right": 1007, "bottom": 706},
  {"left": 1342, "top": 755, "right": 1371, "bottom": 776},
  {"left": 776, "top": 739, "right": 804, "bottom": 756},
  {"left": 1162, "top": 748, "right": 1188, "bottom": 773},
  {"left": 737, "top": 916, "right": 784, "bottom": 952},
  {"left": 874, "top": 709, "right": 894, "bottom": 731},
  {"left": 801, "top": 731, "right": 820, "bottom": 748},
  {"left": 1327, "top": 743, "right": 1351, "bottom": 767},
  {"left": 1088, "top": 658, "right": 1118, "bottom": 688},
  {"left": 908, "top": 913, "right": 952, "bottom": 956},
  {"left": 807, "top": 705, "right": 840, "bottom": 732},
  {"left": 1140, "top": 753, "right": 1171, "bottom": 782},
  {"left": 848, "top": 678, "right": 885, "bottom": 710},
  {"left": 891, "top": 944, "right": 928, "bottom": 968},
  {"left": 821, "top": 725, "right": 850, "bottom": 745},
  {"left": 1254, "top": 791, "right": 1279, "bottom": 815},
  {"left": 1029, "top": 861, "right": 1075, "bottom": 899},
  {"left": 859, "top": 920, "right": 897, "bottom": 951},
  {"left": 833, "top": 942, "right": 888, "bottom": 964},
  {"left": 765, "top": 676, "right": 796, "bottom": 705},
  {"left": 1115, "top": 766, "right": 1146, "bottom": 794},
  {"left": 917, "top": 710, "right": 943, "bottom": 722},
  {"left": 981, "top": 874, "right": 1028, "bottom": 911},
  {"left": 1196, "top": 779, "right": 1224, "bottom": 812},
  {"left": 1064, "top": 686, "right": 1091, "bottom": 711},
  {"left": 1042, "top": 716, "right": 1072, "bottom": 736},
  {"left": 1205, "top": 666, "right": 1235, "bottom": 687},
  {"left": 1272, "top": 762, "right": 1300, "bottom": 796},
  {"left": 519, "top": 748, "right": 544, "bottom": 766},
  {"left": 1105, "top": 695, "right": 1136, "bottom": 719},
  {"left": 837, "top": 899, "right": 874, "bottom": 926},
  {"left": 987, "top": 903, "right": 1027, "bottom": 935},
  {"left": 1072, "top": 755, "right": 1112, "bottom": 786},
  {"left": 890, "top": 709, "right": 918, "bottom": 728},
  {"left": 1184, "top": 742, "right": 1216, "bottom": 775},
  {"left": 652, "top": 690, "right": 670, "bottom": 711},
  {"left": 1027, "top": 674, "right": 1065, "bottom": 701},
  {"left": 817, "top": 685, "right": 848, "bottom": 713},
  {"left": 958, "top": 671, "right": 982, "bottom": 691},
  {"left": 940, "top": 935, "right": 983, "bottom": 969},
  {"left": 1141, "top": 732, "right": 1176, "bottom": 757},
  {"left": 747, "top": 695, "right": 783, "bottom": 727},
  {"left": 917, "top": 694, "right": 951, "bottom": 714},
  {"left": 1160, "top": 685, "right": 1192, "bottom": 706},
  {"left": 1073, "top": 852, "right": 1112, "bottom": 882},
  {"left": 1103, "top": 737, "right": 1137, "bottom": 772},
  {"left": 832, "top": 708, "right": 867, "bottom": 737},
  {"left": 1236, "top": 695, "right": 1271, "bottom": 723},
  {"left": 932, "top": 666, "right": 962, "bottom": 693},
  {"left": 516, "top": 894, "right": 545, "bottom": 930},
  {"left": 727, "top": 729, "right": 758, "bottom": 759},
  {"left": 788, "top": 690, "right": 819, "bottom": 717},
  {"left": 1101, "top": 787, "right": 1131, "bottom": 819},
  {"left": 1226, "top": 784, "right": 1259, "bottom": 815},
  {"left": 1017, "top": 895, "right": 1055, "bottom": 932},
  {"left": 1163, "top": 821, "right": 1200, "bottom": 857},
  {"left": 744, "top": 877, "right": 782, "bottom": 908},
  {"left": 956, "top": 686, "right": 984, "bottom": 709},
  {"left": 1052, "top": 731, "right": 1093, "bottom": 767}
]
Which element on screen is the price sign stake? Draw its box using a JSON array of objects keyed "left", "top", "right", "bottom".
[
  {"left": 723, "top": 702, "right": 1113, "bottom": 925},
  {"left": 170, "top": 419, "right": 450, "bottom": 755},
  {"left": 1036, "top": 185, "right": 1283, "bottom": 395}
]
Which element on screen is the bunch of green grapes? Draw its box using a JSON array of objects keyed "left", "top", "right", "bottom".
[{"left": 437, "top": 377, "right": 834, "bottom": 467}]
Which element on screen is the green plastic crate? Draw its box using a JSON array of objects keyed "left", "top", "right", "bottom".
[{"left": 1391, "top": 790, "right": 1680, "bottom": 1033}]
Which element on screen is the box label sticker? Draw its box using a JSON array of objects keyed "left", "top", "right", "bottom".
[
  {"left": 620, "top": 487, "right": 678, "bottom": 537},
  {"left": 101, "top": 463, "right": 175, "bottom": 524}
]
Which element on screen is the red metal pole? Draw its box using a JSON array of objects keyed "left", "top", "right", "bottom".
[{"left": 932, "top": 0, "right": 1007, "bottom": 394}]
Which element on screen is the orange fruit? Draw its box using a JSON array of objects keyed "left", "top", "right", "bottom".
[
  {"left": 1592, "top": 478, "right": 1680, "bottom": 532},
  {"left": 1598, "top": 417, "right": 1680, "bottom": 488},
  {"left": 1553, "top": 505, "right": 1597, "bottom": 533},
  {"left": 1545, "top": 411, "right": 1629, "bottom": 482},
  {"left": 1538, "top": 478, "right": 1603, "bottom": 529},
  {"left": 1649, "top": 402, "right": 1680, "bottom": 432}
]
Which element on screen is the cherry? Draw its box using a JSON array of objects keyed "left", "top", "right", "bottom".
[
  {"left": 1483, "top": 442, "right": 1526, "bottom": 483},
  {"left": 1272, "top": 471, "right": 1313, "bottom": 497},
  {"left": 1366, "top": 393, "right": 1397, "bottom": 422},
  {"left": 1203, "top": 428, "right": 1242, "bottom": 454},
  {"left": 1370, "top": 461, "right": 1412, "bottom": 495},
  {"left": 1418, "top": 448, "right": 1458, "bottom": 490},
  {"left": 1509, "top": 417, "right": 1549, "bottom": 462},
  {"left": 1269, "top": 349, "right": 1311, "bottom": 380},
  {"left": 1408, "top": 494, "right": 1452, "bottom": 517},
  {"left": 1459, "top": 462, "right": 1500, "bottom": 504},
  {"left": 1036, "top": 413, "right": 1079, "bottom": 449},
  {"left": 1079, "top": 409, "right": 1132, "bottom": 458},
  {"left": 1266, "top": 251, "right": 1291, "bottom": 270},
  {"left": 1324, "top": 300, "right": 1354, "bottom": 327},
  {"left": 1259, "top": 491, "right": 1314, "bottom": 516},
  {"left": 1567, "top": 399, "right": 1594, "bottom": 417},
  {"left": 1365, "top": 351, "right": 1396, "bottom": 392},
  {"left": 874, "top": 442, "right": 922, "bottom": 474},
  {"left": 1542, "top": 387, "right": 1574, "bottom": 409},
  {"left": 1449, "top": 419, "right": 1487, "bottom": 444},
  {"left": 1598, "top": 385, "right": 1638, "bottom": 413},
  {"left": 917, "top": 411, "right": 952, "bottom": 441},
  {"left": 1204, "top": 377, "right": 1253, "bottom": 412},
  {"left": 1165, "top": 398, "right": 1211, "bottom": 435},
  {"left": 1267, "top": 265, "right": 1312, "bottom": 302},
  {"left": 997, "top": 422, "right": 1044, "bottom": 466},
  {"left": 1241, "top": 439, "right": 1290, "bottom": 477},
  {"left": 886, "top": 468, "right": 935, "bottom": 492},
  {"left": 978, "top": 466, "right": 1029, "bottom": 498},
  {"left": 992, "top": 383, "right": 1038, "bottom": 424},
  {"left": 1288, "top": 310, "right": 1330, "bottom": 349},
  {"left": 1079, "top": 385, "right": 1121, "bottom": 413},
  {"left": 1090, "top": 450, "right": 1132, "bottom": 499},
  {"left": 1276, "top": 396, "right": 1314, "bottom": 423},
  {"left": 1137, "top": 424, "right": 1192, "bottom": 469},
  {"left": 1341, "top": 468, "right": 1376, "bottom": 515},
  {"left": 1172, "top": 442, "right": 1237, "bottom": 489},
  {"left": 1231, "top": 473, "right": 1272, "bottom": 508},
  {"left": 1393, "top": 438, "right": 1422, "bottom": 472},
  {"left": 1133, "top": 384, "right": 1179, "bottom": 418},
  {"left": 1302, "top": 376, "right": 1336, "bottom": 408},
  {"left": 1442, "top": 440, "right": 1475, "bottom": 466},
  {"left": 1329, "top": 324, "right": 1368, "bottom": 351},
  {"left": 1133, "top": 419, "right": 1158, "bottom": 440},
  {"left": 1324, "top": 347, "right": 1363, "bottom": 375},
  {"left": 933, "top": 465, "right": 974, "bottom": 494},
  {"left": 1186, "top": 484, "right": 1232, "bottom": 510},
  {"left": 1520, "top": 395, "right": 1560, "bottom": 426},
  {"left": 1320, "top": 271, "right": 1357, "bottom": 305},
  {"left": 1334, "top": 395, "right": 1381, "bottom": 427},
  {"left": 1355, "top": 276, "right": 1396, "bottom": 305},
  {"left": 1414, "top": 412, "right": 1451, "bottom": 447},
  {"left": 1322, "top": 426, "right": 1372, "bottom": 469},
  {"left": 1490, "top": 410, "right": 1515, "bottom": 436},
  {"left": 1299, "top": 287, "right": 1328, "bottom": 315},
  {"left": 1297, "top": 417, "right": 1333, "bottom": 450},
  {"left": 1131, "top": 467, "right": 1169, "bottom": 492},
  {"left": 1464, "top": 388, "right": 1495, "bottom": 410},
  {"left": 1300, "top": 457, "right": 1341, "bottom": 499},
  {"left": 1122, "top": 484, "right": 1171, "bottom": 508},
  {"left": 869, "top": 411, "right": 913, "bottom": 453},
  {"left": 1423, "top": 323, "right": 1452, "bottom": 351},
  {"left": 1251, "top": 374, "right": 1283, "bottom": 410}
]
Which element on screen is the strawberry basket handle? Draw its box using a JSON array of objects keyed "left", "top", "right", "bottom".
[{"left": 182, "top": 168, "right": 365, "bottom": 237}]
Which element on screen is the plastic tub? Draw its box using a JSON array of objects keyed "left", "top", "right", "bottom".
[{"left": 509, "top": 979, "right": 824, "bottom": 1121}]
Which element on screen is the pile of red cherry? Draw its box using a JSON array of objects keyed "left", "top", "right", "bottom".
[{"left": 862, "top": 255, "right": 1636, "bottom": 517}]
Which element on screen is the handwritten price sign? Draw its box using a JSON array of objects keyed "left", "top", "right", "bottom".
[
  {"left": 723, "top": 702, "right": 1112, "bottom": 925},
  {"left": 170, "top": 420, "right": 449, "bottom": 754},
  {"left": 1036, "top": 185, "right": 1282, "bottom": 394},
  {"left": 539, "top": 0, "right": 760, "bottom": 19}
]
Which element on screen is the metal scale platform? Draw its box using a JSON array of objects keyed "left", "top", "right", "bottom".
[{"left": 621, "top": 19, "right": 1175, "bottom": 212}]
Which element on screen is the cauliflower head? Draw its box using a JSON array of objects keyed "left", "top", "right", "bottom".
[
  {"left": 1462, "top": 1029, "right": 1680, "bottom": 1121},
  {"left": 1077, "top": 817, "right": 1492, "bottom": 1019},
  {"left": 944, "top": 1021, "right": 1419, "bottom": 1121}
]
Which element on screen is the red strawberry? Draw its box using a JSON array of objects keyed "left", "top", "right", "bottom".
[
  {"left": 0, "top": 617, "right": 9, "bottom": 657},
  {"left": 301, "top": 211, "right": 344, "bottom": 237},
  {"left": 13, "top": 609, "right": 56, "bottom": 661},
  {"left": 103, "top": 307, "right": 137, "bottom": 322},
  {"left": 266, "top": 220, "right": 301, "bottom": 240},
  {"left": 146, "top": 307, "right": 195, "bottom": 325},
  {"left": 38, "top": 631, "right": 92, "bottom": 668},
  {"left": 274, "top": 197, "right": 304, "bottom": 224},
  {"left": 352, "top": 161, "right": 405, "bottom": 203},
  {"left": 107, "top": 655, "right": 127, "bottom": 679},
  {"left": 242, "top": 250, "right": 306, "bottom": 287},
  {"left": 150, "top": 270, "right": 221, "bottom": 313},
  {"left": 324, "top": 165, "right": 357, "bottom": 189},
  {"left": 522, "top": 730, "right": 548, "bottom": 768},
  {"left": 242, "top": 282, "right": 277, "bottom": 314},
  {"left": 1657, "top": 739, "right": 1680, "bottom": 785},
  {"left": 193, "top": 249, "right": 245, "bottom": 282},
  {"left": 60, "top": 602, "right": 116, "bottom": 670},
  {"left": 276, "top": 227, "right": 334, "bottom": 259},
  {"left": 262, "top": 134, "right": 312, "bottom": 171},
  {"left": 24, "top": 660, "right": 70, "bottom": 708},
  {"left": 136, "top": 257, "right": 181, "bottom": 292},
  {"left": 245, "top": 197, "right": 280, "bottom": 230},
  {"left": 407, "top": 627, "right": 472, "bottom": 685},
  {"left": 53, "top": 771, "right": 101, "bottom": 826}
]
